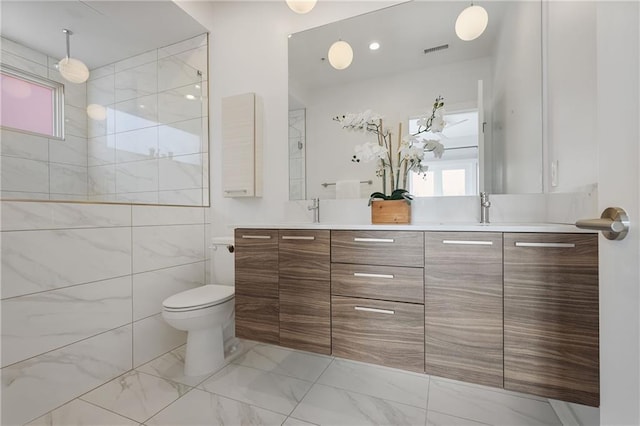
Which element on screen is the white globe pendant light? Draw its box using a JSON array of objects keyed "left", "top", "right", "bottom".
[
  {"left": 58, "top": 29, "right": 90, "bottom": 84},
  {"left": 328, "top": 40, "right": 353, "bottom": 70},
  {"left": 286, "top": 0, "right": 317, "bottom": 14},
  {"left": 455, "top": 4, "right": 489, "bottom": 41}
]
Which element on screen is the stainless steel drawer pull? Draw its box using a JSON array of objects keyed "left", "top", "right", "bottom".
[
  {"left": 241, "top": 235, "right": 272, "bottom": 239},
  {"left": 224, "top": 189, "right": 248, "bottom": 193},
  {"left": 353, "top": 237, "right": 395, "bottom": 243},
  {"left": 442, "top": 240, "right": 493, "bottom": 246},
  {"left": 281, "top": 236, "right": 315, "bottom": 240},
  {"left": 354, "top": 306, "right": 395, "bottom": 315},
  {"left": 353, "top": 272, "right": 394, "bottom": 279},
  {"left": 515, "top": 242, "right": 575, "bottom": 248}
]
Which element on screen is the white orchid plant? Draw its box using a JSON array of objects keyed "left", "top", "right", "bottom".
[{"left": 334, "top": 96, "right": 446, "bottom": 203}]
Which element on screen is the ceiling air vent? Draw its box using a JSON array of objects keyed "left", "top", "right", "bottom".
[{"left": 423, "top": 44, "right": 449, "bottom": 55}]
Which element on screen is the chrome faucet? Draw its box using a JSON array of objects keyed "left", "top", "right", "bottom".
[
  {"left": 308, "top": 197, "right": 320, "bottom": 223},
  {"left": 480, "top": 192, "right": 491, "bottom": 224}
]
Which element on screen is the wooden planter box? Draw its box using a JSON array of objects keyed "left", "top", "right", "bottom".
[{"left": 371, "top": 199, "right": 411, "bottom": 224}]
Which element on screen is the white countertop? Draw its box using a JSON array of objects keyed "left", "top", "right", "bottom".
[{"left": 232, "top": 222, "right": 594, "bottom": 233}]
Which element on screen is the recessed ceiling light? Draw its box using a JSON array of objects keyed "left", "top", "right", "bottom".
[
  {"left": 369, "top": 41, "right": 380, "bottom": 51},
  {"left": 185, "top": 94, "right": 196, "bottom": 100}
]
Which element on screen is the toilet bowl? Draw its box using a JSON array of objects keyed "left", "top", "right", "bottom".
[{"left": 162, "top": 284, "right": 234, "bottom": 376}]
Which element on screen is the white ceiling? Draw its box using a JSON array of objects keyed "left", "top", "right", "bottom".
[
  {"left": 289, "top": 1, "right": 507, "bottom": 94},
  {"left": 0, "top": 0, "right": 207, "bottom": 69}
]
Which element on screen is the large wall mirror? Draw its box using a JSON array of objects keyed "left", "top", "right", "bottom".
[
  {"left": 1, "top": 1, "right": 209, "bottom": 206},
  {"left": 289, "top": 1, "right": 542, "bottom": 200}
]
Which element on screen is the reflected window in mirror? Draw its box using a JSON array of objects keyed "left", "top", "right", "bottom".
[{"left": 408, "top": 110, "right": 479, "bottom": 197}]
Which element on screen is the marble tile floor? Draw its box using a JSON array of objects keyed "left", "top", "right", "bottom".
[{"left": 26, "top": 341, "right": 563, "bottom": 426}]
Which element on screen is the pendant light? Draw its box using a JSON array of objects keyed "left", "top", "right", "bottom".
[
  {"left": 58, "top": 29, "right": 90, "bottom": 84},
  {"left": 455, "top": 4, "right": 489, "bottom": 41},
  {"left": 286, "top": 0, "right": 317, "bottom": 14},
  {"left": 328, "top": 40, "right": 353, "bottom": 70}
]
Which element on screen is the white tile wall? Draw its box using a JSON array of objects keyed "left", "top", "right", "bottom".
[
  {"left": 1, "top": 276, "right": 132, "bottom": 367},
  {"left": 115, "top": 126, "right": 159, "bottom": 163},
  {"left": 115, "top": 158, "right": 159, "bottom": 193},
  {"left": 158, "top": 153, "right": 203, "bottom": 191},
  {"left": 133, "top": 262, "right": 204, "bottom": 320},
  {"left": 132, "top": 223, "right": 206, "bottom": 273},
  {"left": 133, "top": 314, "right": 187, "bottom": 367},
  {"left": 0, "top": 156, "right": 49, "bottom": 193},
  {"left": 1, "top": 226, "right": 132, "bottom": 298},
  {"left": 1, "top": 35, "right": 209, "bottom": 207},
  {"left": 115, "top": 61, "right": 158, "bottom": 103},
  {"left": 0, "top": 201, "right": 208, "bottom": 423},
  {"left": 49, "top": 162, "right": 88, "bottom": 195},
  {"left": 49, "top": 134, "right": 88, "bottom": 166},
  {"left": 1, "top": 325, "right": 133, "bottom": 425},
  {"left": 0, "top": 129, "right": 49, "bottom": 161}
]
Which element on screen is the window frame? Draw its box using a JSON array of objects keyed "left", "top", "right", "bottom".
[{"left": 0, "top": 63, "right": 65, "bottom": 140}]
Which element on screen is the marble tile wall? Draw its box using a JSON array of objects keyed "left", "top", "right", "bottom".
[
  {"left": 0, "top": 37, "right": 88, "bottom": 201},
  {"left": 1, "top": 34, "right": 209, "bottom": 207},
  {"left": 0, "top": 200, "right": 208, "bottom": 425},
  {"left": 87, "top": 34, "right": 209, "bottom": 206}
]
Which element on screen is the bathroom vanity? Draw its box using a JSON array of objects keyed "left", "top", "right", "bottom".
[{"left": 234, "top": 225, "right": 599, "bottom": 407}]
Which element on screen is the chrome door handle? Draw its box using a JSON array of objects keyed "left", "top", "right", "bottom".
[
  {"left": 575, "top": 207, "right": 629, "bottom": 240},
  {"left": 241, "top": 235, "right": 272, "bottom": 239}
]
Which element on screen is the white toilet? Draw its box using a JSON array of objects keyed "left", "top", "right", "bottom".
[{"left": 161, "top": 238, "right": 236, "bottom": 376}]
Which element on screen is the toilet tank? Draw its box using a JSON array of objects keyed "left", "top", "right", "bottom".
[{"left": 209, "top": 237, "right": 235, "bottom": 286}]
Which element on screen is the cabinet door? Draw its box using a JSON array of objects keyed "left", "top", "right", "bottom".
[
  {"left": 222, "top": 93, "right": 262, "bottom": 197},
  {"left": 332, "top": 295, "right": 425, "bottom": 372},
  {"left": 234, "top": 229, "right": 279, "bottom": 344},
  {"left": 504, "top": 233, "right": 599, "bottom": 406},
  {"left": 425, "top": 232, "right": 504, "bottom": 388},
  {"left": 279, "top": 230, "right": 331, "bottom": 354}
]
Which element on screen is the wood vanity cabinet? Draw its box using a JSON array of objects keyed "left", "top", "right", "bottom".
[
  {"left": 424, "top": 232, "right": 504, "bottom": 388},
  {"left": 278, "top": 230, "right": 331, "bottom": 354},
  {"left": 503, "top": 233, "right": 599, "bottom": 407},
  {"left": 234, "top": 229, "right": 279, "bottom": 344},
  {"left": 331, "top": 230, "right": 425, "bottom": 372}
]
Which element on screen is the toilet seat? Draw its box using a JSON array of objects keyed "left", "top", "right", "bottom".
[{"left": 162, "top": 285, "right": 234, "bottom": 312}]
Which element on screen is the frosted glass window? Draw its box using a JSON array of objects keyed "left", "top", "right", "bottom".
[{"left": 0, "top": 65, "right": 64, "bottom": 138}]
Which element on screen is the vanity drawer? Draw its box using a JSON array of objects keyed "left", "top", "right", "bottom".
[
  {"left": 331, "top": 230, "right": 424, "bottom": 267},
  {"left": 331, "top": 295, "right": 425, "bottom": 372},
  {"left": 331, "top": 263, "right": 424, "bottom": 304}
]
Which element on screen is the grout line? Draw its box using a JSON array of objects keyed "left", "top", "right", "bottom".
[
  {"left": 130, "top": 204, "right": 134, "bottom": 371},
  {"left": 0, "top": 323, "right": 132, "bottom": 369},
  {"left": 78, "top": 397, "right": 143, "bottom": 425}
]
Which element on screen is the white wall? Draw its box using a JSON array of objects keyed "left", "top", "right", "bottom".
[
  {"left": 491, "top": 1, "right": 543, "bottom": 194},
  {"left": 546, "top": 1, "right": 598, "bottom": 193},
  {"left": 0, "top": 201, "right": 209, "bottom": 424}
]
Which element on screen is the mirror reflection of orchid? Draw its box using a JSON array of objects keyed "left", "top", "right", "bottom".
[{"left": 334, "top": 96, "right": 446, "bottom": 198}]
